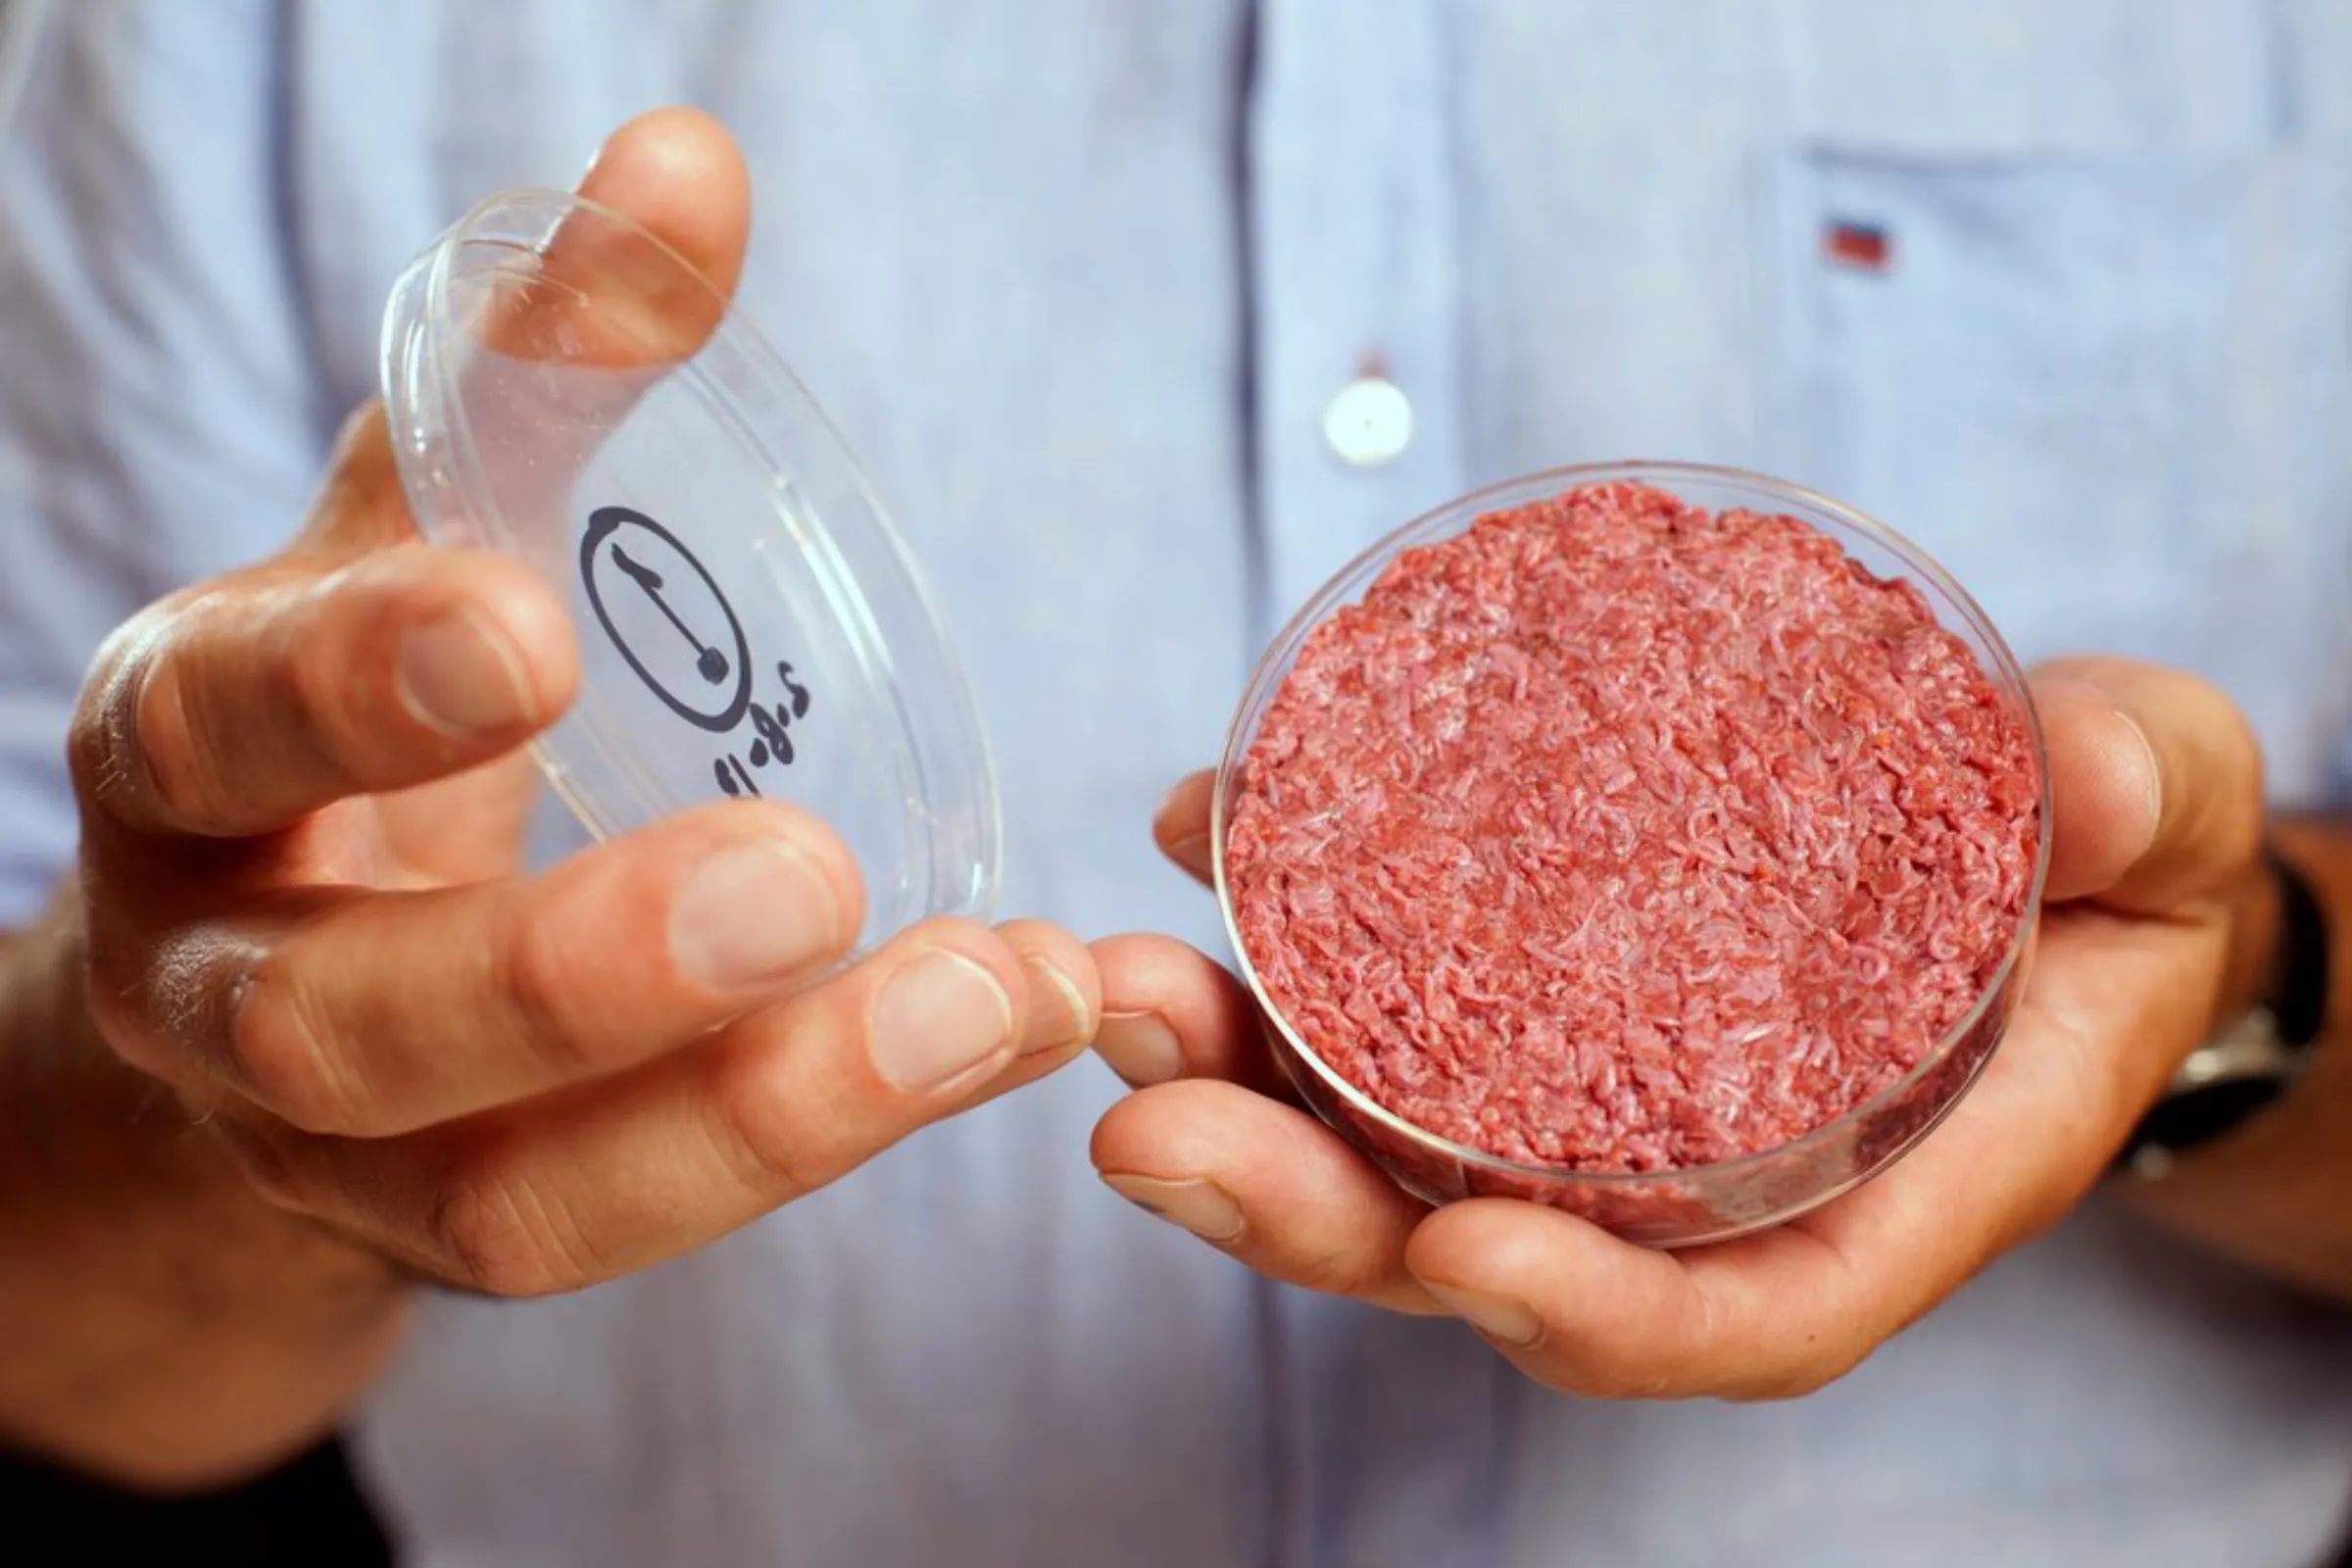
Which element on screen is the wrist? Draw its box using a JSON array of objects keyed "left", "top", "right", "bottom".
[
  {"left": 0, "top": 881, "right": 410, "bottom": 1491},
  {"left": 2122, "top": 817, "right": 2352, "bottom": 1298},
  {"left": 2264, "top": 823, "right": 2343, "bottom": 1047},
  {"left": 2218, "top": 847, "right": 2289, "bottom": 1036},
  {"left": 2115, "top": 840, "right": 2331, "bottom": 1181}
]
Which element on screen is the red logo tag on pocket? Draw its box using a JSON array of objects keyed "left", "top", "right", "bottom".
[{"left": 1823, "top": 219, "right": 1891, "bottom": 270}]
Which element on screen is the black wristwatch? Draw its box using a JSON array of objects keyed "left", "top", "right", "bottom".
[{"left": 2113, "top": 848, "right": 2332, "bottom": 1181}]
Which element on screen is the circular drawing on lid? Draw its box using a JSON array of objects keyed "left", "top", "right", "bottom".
[{"left": 578, "top": 505, "right": 755, "bottom": 735}]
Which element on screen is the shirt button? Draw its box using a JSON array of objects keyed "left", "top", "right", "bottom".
[{"left": 1323, "top": 376, "right": 1413, "bottom": 468}]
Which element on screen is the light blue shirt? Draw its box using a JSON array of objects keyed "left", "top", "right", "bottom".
[{"left": 6, "top": 3, "right": 2352, "bottom": 1564}]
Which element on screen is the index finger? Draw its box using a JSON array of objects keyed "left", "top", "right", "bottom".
[
  {"left": 77, "top": 111, "right": 760, "bottom": 841},
  {"left": 1152, "top": 769, "right": 1217, "bottom": 886},
  {"left": 224, "top": 917, "right": 1072, "bottom": 1296},
  {"left": 1089, "top": 933, "right": 1293, "bottom": 1097}
]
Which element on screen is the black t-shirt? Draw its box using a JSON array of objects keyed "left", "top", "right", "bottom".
[{"left": 0, "top": 1436, "right": 392, "bottom": 1567}]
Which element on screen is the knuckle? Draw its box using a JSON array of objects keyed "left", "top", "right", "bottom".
[
  {"left": 138, "top": 592, "right": 301, "bottom": 833},
  {"left": 2204, "top": 676, "right": 2262, "bottom": 761},
  {"left": 1286, "top": 1244, "right": 1393, "bottom": 1301},
  {"left": 211, "top": 1121, "right": 318, "bottom": 1215},
  {"left": 1801, "top": 1350, "right": 1861, "bottom": 1394},
  {"left": 281, "top": 577, "right": 383, "bottom": 759},
  {"left": 1557, "top": 1357, "right": 1680, "bottom": 1402},
  {"left": 2165, "top": 672, "right": 2265, "bottom": 833},
  {"left": 78, "top": 929, "right": 150, "bottom": 1054},
  {"left": 1727, "top": 1348, "right": 1861, "bottom": 1403},
  {"left": 707, "top": 1047, "right": 834, "bottom": 1200},
  {"left": 65, "top": 693, "right": 128, "bottom": 819},
  {"left": 78, "top": 574, "right": 347, "bottom": 835},
  {"left": 227, "top": 957, "right": 364, "bottom": 1134},
  {"left": 128, "top": 659, "right": 222, "bottom": 828},
  {"left": 1739, "top": 1371, "right": 1826, "bottom": 1403},
  {"left": 493, "top": 917, "right": 601, "bottom": 1078},
  {"left": 68, "top": 605, "right": 173, "bottom": 816},
  {"left": 425, "top": 1162, "right": 595, "bottom": 1299},
  {"left": 81, "top": 920, "right": 225, "bottom": 1088}
]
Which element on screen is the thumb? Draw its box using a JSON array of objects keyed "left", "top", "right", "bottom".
[
  {"left": 310, "top": 105, "right": 755, "bottom": 557},
  {"left": 2033, "top": 658, "right": 2264, "bottom": 913},
  {"left": 488, "top": 103, "right": 753, "bottom": 368}
]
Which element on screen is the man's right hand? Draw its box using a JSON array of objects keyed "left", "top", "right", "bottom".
[{"left": 15, "top": 108, "right": 1095, "bottom": 1479}]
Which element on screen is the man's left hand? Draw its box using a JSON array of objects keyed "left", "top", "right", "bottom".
[{"left": 1087, "top": 660, "right": 2275, "bottom": 1398}]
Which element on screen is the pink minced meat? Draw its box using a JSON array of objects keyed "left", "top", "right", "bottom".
[{"left": 1226, "top": 481, "right": 2039, "bottom": 1173}]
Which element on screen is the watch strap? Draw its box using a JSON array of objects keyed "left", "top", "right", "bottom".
[
  {"left": 2267, "top": 845, "right": 2330, "bottom": 1048},
  {"left": 2112, "top": 846, "right": 2330, "bottom": 1178}
]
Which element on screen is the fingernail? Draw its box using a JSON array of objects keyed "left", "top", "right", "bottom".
[
  {"left": 671, "top": 841, "right": 841, "bottom": 990},
  {"left": 2113, "top": 708, "right": 2163, "bottom": 848},
  {"left": 1094, "top": 1009, "right": 1182, "bottom": 1086},
  {"left": 576, "top": 134, "right": 608, "bottom": 187},
  {"left": 1163, "top": 832, "right": 1213, "bottom": 879},
  {"left": 1152, "top": 778, "right": 1197, "bottom": 822},
  {"left": 397, "top": 612, "right": 533, "bottom": 737},
  {"left": 870, "top": 951, "right": 1014, "bottom": 1091},
  {"left": 1018, "top": 956, "right": 1094, "bottom": 1056},
  {"left": 1102, "top": 1173, "right": 1245, "bottom": 1244},
  {"left": 1419, "top": 1282, "right": 1544, "bottom": 1348}
]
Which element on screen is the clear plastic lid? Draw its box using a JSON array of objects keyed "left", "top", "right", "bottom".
[{"left": 379, "top": 189, "right": 1000, "bottom": 949}]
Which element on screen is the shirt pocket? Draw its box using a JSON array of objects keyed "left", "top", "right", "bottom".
[{"left": 1751, "top": 144, "right": 2263, "bottom": 667}]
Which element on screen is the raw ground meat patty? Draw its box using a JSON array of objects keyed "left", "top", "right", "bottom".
[{"left": 1225, "top": 480, "right": 2040, "bottom": 1172}]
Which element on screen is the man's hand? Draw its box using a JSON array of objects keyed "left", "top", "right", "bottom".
[
  {"left": 4, "top": 107, "right": 1097, "bottom": 1485},
  {"left": 1087, "top": 661, "right": 2269, "bottom": 1398}
]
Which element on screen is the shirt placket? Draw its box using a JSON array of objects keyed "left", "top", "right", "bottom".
[
  {"left": 1245, "top": 3, "right": 1504, "bottom": 1565},
  {"left": 1248, "top": 0, "right": 1471, "bottom": 637}
]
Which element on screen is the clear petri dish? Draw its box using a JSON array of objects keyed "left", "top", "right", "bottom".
[
  {"left": 1213, "top": 462, "right": 2051, "bottom": 1249},
  {"left": 379, "top": 189, "right": 1000, "bottom": 951}
]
